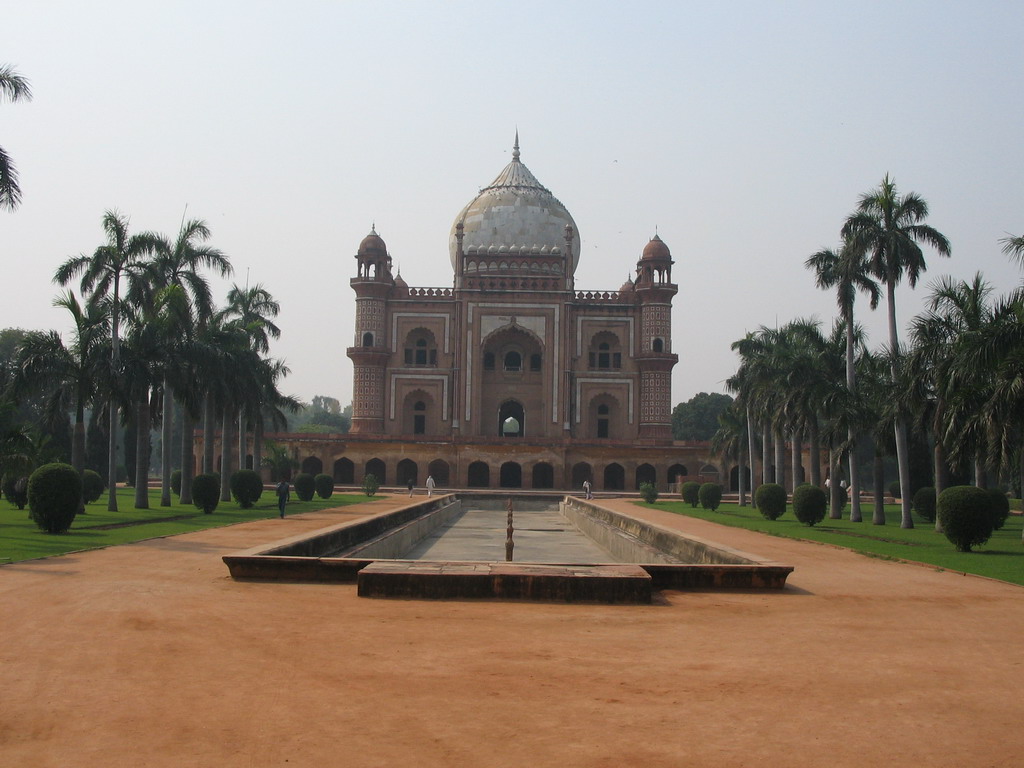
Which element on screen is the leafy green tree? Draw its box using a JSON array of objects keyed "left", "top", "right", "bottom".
[
  {"left": 806, "top": 237, "right": 880, "bottom": 521},
  {"left": 0, "top": 64, "right": 32, "bottom": 210},
  {"left": 55, "top": 211, "right": 156, "bottom": 511},
  {"left": 12, "top": 291, "right": 108, "bottom": 474},
  {"left": 842, "top": 175, "right": 951, "bottom": 528},
  {"left": 671, "top": 392, "right": 733, "bottom": 441}
]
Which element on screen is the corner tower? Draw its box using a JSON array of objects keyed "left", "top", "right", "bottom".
[
  {"left": 634, "top": 234, "right": 678, "bottom": 440},
  {"left": 347, "top": 228, "right": 393, "bottom": 434}
]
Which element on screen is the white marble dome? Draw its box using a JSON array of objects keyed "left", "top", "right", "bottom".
[{"left": 449, "top": 136, "right": 581, "bottom": 274}]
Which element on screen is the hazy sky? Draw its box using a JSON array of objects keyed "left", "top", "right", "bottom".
[{"left": 4, "top": 1, "right": 1022, "bottom": 409}]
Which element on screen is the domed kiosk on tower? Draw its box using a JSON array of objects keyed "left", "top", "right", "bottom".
[{"left": 208, "top": 137, "right": 745, "bottom": 496}]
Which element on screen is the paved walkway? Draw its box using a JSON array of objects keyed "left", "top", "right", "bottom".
[{"left": 2, "top": 495, "right": 1022, "bottom": 767}]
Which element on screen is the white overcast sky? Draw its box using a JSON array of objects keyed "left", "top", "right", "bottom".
[{"left": 3, "top": 1, "right": 1022, "bottom": 409}]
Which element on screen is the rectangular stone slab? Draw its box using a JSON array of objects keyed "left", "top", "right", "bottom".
[{"left": 357, "top": 560, "right": 652, "bottom": 603}]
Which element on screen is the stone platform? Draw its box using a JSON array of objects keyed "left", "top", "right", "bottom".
[{"left": 356, "top": 560, "right": 653, "bottom": 603}]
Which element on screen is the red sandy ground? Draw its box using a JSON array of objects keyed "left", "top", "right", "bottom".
[{"left": 2, "top": 497, "right": 1022, "bottom": 767}]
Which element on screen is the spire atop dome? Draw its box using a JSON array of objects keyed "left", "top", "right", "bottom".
[{"left": 513, "top": 129, "right": 520, "bottom": 162}]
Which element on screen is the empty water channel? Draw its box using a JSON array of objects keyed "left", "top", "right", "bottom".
[{"left": 224, "top": 494, "right": 793, "bottom": 602}]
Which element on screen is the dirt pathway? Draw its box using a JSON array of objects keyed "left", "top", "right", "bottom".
[{"left": 2, "top": 497, "right": 1021, "bottom": 767}]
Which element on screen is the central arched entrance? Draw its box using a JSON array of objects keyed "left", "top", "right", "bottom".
[
  {"left": 498, "top": 400, "right": 524, "bottom": 437},
  {"left": 500, "top": 462, "right": 522, "bottom": 488}
]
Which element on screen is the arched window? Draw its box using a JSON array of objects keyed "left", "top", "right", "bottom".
[
  {"left": 362, "top": 332, "right": 374, "bottom": 347},
  {"left": 588, "top": 332, "right": 623, "bottom": 370},
  {"left": 597, "top": 403, "right": 609, "bottom": 439},
  {"left": 403, "top": 329, "right": 437, "bottom": 367},
  {"left": 652, "top": 337, "right": 664, "bottom": 353},
  {"left": 530, "top": 353, "right": 542, "bottom": 372},
  {"left": 504, "top": 350, "right": 522, "bottom": 372},
  {"left": 413, "top": 400, "right": 426, "bottom": 435},
  {"left": 484, "top": 352, "right": 495, "bottom": 371}
]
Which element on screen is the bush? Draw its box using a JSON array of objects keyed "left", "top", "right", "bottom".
[
  {"left": 362, "top": 473, "right": 380, "bottom": 497},
  {"left": 912, "top": 486, "right": 936, "bottom": 523},
  {"left": 639, "top": 482, "right": 658, "bottom": 503},
  {"left": 27, "top": 463, "right": 82, "bottom": 534},
  {"left": 191, "top": 473, "right": 220, "bottom": 514},
  {"left": 3, "top": 473, "right": 29, "bottom": 509},
  {"left": 888, "top": 481, "right": 901, "bottom": 499},
  {"left": 937, "top": 486, "right": 994, "bottom": 552},
  {"left": 755, "top": 483, "right": 787, "bottom": 521},
  {"left": 230, "top": 469, "right": 264, "bottom": 509},
  {"left": 681, "top": 481, "right": 701, "bottom": 508},
  {"left": 171, "top": 469, "right": 182, "bottom": 497},
  {"left": 698, "top": 482, "right": 722, "bottom": 511},
  {"left": 293, "top": 472, "right": 316, "bottom": 501},
  {"left": 792, "top": 484, "right": 827, "bottom": 526},
  {"left": 988, "top": 489, "right": 1010, "bottom": 531},
  {"left": 314, "top": 473, "right": 335, "bottom": 499},
  {"left": 81, "top": 469, "right": 104, "bottom": 504}
]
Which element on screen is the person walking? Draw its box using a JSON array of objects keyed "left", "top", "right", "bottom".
[
  {"left": 407, "top": 477, "right": 415, "bottom": 497},
  {"left": 583, "top": 479, "right": 592, "bottom": 500},
  {"left": 425, "top": 475, "right": 436, "bottom": 497},
  {"left": 276, "top": 478, "right": 290, "bottom": 518}
]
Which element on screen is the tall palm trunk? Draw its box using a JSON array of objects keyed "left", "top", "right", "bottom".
[
  {"left": 202, "top": 392, "right": 215, "bottom": 474},
  {"left": 160, "top": 376, "right": 173, "bottom": 506},
  {"left": 253, "top": 417, "right": 264, "bottom": 482},
  {"left": 72, "top": 401, "right": 86, "bottom": 474},
  {"left": 737, "top": 448, "right": 747, "bottom": 506},
  {"left": 107, "top": 278, "right": 121, "bottom": 512},
  {"left": 885, "top": 279, "right": 914, "bottom": 528},
  {"left": 180, "top": 407, "right": 194, "bottom": 505},
  {"left": 790, "top": 428, "right": 801, "bottom": 492},
  {"left": 873, "top": 450, "right": 886, "bottom": 525},
  {"left": 220, "top": 407, "right": 235, "bottom": 502},
  {"left": 774, "top": 426, "right": 785, "bottom": 486},
  {"left": 746, "top": 406, "right": 758, "bottom": 508},
  {"left": 974, "top": 460, "right": 987, "bottom": 489},
  {"left": 845, "top": 312, "right": 863, "bottom": 523},
  {"left": 238, "top": 412, "right": 248, "bottom": 471},
  {"left": 134, "top": 390, "right": 151, "bottom": 509},
  {"left": 808, "top": 416, "right": 821, "bottom": 488},
  {"left": 933, "top": 399, "right": 948, "bottom": 532},
  {"left": 828, "top": 449, "right": 842, "bottom": 519},
  {"left": 761, "top": 419, "right": 771, "bottom": 485}
]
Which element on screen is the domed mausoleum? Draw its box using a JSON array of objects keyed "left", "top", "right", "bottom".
[{"left": 229, "top": 138, "right": 732, "bottom": 492}]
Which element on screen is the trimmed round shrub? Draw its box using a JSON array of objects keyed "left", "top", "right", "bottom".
[
  {"left": 639, "top": 482, "right": 658, "bottom": 504},
  {"left": 888, "top": 481, "right": 901, "bottom": 499},
  {"left": 171, "top": 469, "right": 182, "bottom": 497},
  {"left": 191, "top": 473, "right": 220, "bottom": 514},
  {"left": 792, "top": 484, "right": 827, "bottom": 526},
  {"left": 755, "top": 483, "right": 787, "bottom": 521},
  {"left": 698, "top": 482, "right": 722, "bottom": 511},
  {"left": 293, "top": 472, "right": 316, "bottom": 502},
  {"left": 3, "top": 473, "right": 29, "bottom": 509},
  {"left": 937, "top": 486, "right": 994, "bottom": 552},
  {"left": 988, "top": 489, "right": 1010, "bottom": 531},
  {"left": 27, "top": 463, "right": 82, "bottom": 534},
  {"left": 362, "top": 473, "right": 380, "bottom": 497},
  {"left": 681, "top": 481, "right": 701, "bottom": 508},
  {"left": 912, "top": 486, "right": 936, "bottom": 523},
  {"left": 81, "top": 469, "right": 104, "bottom": 504},
  {"left": 314, "top": 473, "right": 335, "bottom": 499},
  {"left": 230, "top": 469, "right": 264, "bottom": 509}
]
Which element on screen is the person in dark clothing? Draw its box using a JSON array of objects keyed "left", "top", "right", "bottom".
[{"left": 276, "top": 479, "right": 289, "bottom": 518}]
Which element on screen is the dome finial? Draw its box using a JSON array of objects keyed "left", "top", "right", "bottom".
[
  {"left": 512, "top": 129, "right": 520, "bottom": 161},
  {"left": 370, "top": 221, "right": 377, "bottom": 236}
]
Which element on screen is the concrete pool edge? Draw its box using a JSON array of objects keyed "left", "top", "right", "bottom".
[{"left": 222, "top": 495, "right": 794, "bottom": 594}]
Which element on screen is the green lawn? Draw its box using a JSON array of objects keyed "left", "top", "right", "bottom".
[
  {"left": 642, "top": 499, "right": 1024, "bottom": 587},
  {"left": 1, "top": 488, "right": 378, "bottom": 564}
]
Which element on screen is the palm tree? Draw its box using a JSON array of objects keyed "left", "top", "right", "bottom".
[
  {"left": 1000, "top": 233, "right": 1024, "bottom": 267},
  {"left": 55, "top": 211, "right": 156, "bottom": 511},
  {"left": 842, "top": 175, "right": 951, "bottom": 528},
  {"left": 711, "top": 401, "right": 748, "bottom": 505},
  {"left": 221, "top": 283, "right": 281, "bottom": 475},
  {"left": 0, "top": 64, "right": 32, "bottom": 210},
  {"left": 12, "top": 291, "right": 109, "bottom": 474},
  {"left": 149, "top": 218, "right": 232, "bottom": 505},
  {"left": 806, "top": 239, "right": 881, "bottom": 521}
]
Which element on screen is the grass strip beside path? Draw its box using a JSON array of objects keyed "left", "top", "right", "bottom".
[
  {"left": 1, "top": 488, "right": 378, "bottom": 563},
  {"left": 641, "top": 499, "right": 1024, "bottom": 587}
]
